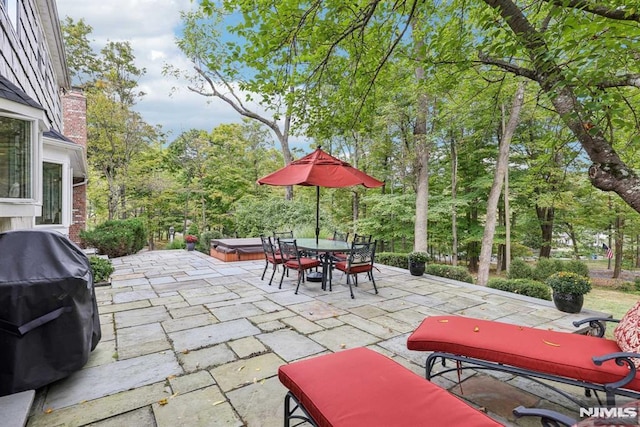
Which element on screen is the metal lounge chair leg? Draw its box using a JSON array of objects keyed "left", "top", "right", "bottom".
[
  {"left": 268, "top": 265, "right": 278, "bottom": 286},
  {"left": 278, "top": 266, "right": 287, "bottom": 289}
]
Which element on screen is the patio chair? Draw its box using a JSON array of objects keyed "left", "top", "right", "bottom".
[
  {"left": 259, "top": 235, "right": 283, "bottom": 287},
  {"left": 330, "top": 230, "right": 350, "bottom": 263},
  {"left": 278, "top": 347, "right": 503, "bottom": 427},
  {"left": 334, "top": 240, "right": 378, "bottom": 299},
  {"left": 407, "top": 311, "right": 640, "bottom": 408},
  {"left": 277, "top": 238, "right": 321, "bottom": 294},
  {"left": 273, "top": 230, "right": 294, "bottom": 240},
  {"left": 352, "top": 233, "right": 372, "bottom": 243}
]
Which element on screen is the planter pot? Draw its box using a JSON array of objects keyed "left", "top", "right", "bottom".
[
  {"left": 409, "top": 261, "right": 425, "bottom": 276},
  {"left": 552, "top": 292, "right": 584, "bottom": 313},
  {"left": 186, "top": 242, "right": 196, "bottom": 251}
]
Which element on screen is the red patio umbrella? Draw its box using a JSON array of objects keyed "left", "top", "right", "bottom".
[{"left": 258, "top": 147, "right": 384, "bottom": 243}]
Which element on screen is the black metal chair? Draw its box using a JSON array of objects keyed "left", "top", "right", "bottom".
[
  {"left": 260, "top": 235, "right": 283, "bottom": 287},
  {"left": 334, "top": 241, "right": 378, "bottom": 299},
  {"left": 331, "top": 231, "right": 350, "bottom": 263},
  {"left": 273, "top": 230, "right": 294, "bottom": 240},
  {"left": 352, "top": 233, "right": 372, "bottom": 243},
  {"left": 278, "top": 238, "right": 321, "bottom": 294}
]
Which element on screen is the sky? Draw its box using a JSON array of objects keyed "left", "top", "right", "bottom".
[{"left": 54, "top": 0, "right": 267, "bottom": 142}]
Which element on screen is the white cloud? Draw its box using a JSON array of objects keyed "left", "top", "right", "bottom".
[{"left": 55, "top": 0, "right": 258, "bottom": 141}]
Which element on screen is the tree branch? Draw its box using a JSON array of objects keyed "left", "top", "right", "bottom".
[
  {"left": 189, "top": 65, "right": 284, "bottom": 140},
  {"left": 477, "top": 53, "right": 538, "bottom": 81},
  {"left": 542, "top": 0, "right": 640, "bottom": 22},
  {"left": 596, "top": 73, "right": 640, "bottom": 89}
]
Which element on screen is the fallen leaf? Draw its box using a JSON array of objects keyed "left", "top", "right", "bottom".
[
  {"left": 167, "top": 375, "right": 176, "bottom": 380},
  {"left": 340, "top": 343, "right": 346, "bottom": 349},
  {"left": 158, "top": 398, "right": 169, "bottom": 406},
  {"left": 237, "top": 366, "right": 245, "bottom": 371},
  {"left": 181, "top": 349, "right": 190, "bottom": 354},
  {"left": 543, "top": 339, "right": 560, "bottom": 347},
  {"left": 44, "top": 408, "right": 54, "bottom": 414},
  {"left": 213, "top": 400, "right": 225, "bottom": 406},
  {"left": 255, "top": 367, "right": 261, "bottom": 371},
  {"left": 438, "top": 319, "right": 449, "bottom": 323},
  {"left": 474, "top": 326, "right": 480, "bottom": 332}
]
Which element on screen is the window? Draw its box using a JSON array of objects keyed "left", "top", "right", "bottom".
[
  {"left": 36, "top": 162, "right": 62, "bottom": 225},
  {"left": 0, "top": 116, "right": 32, "bottom": 199},
  {"left": 2, "top": 0, "right": 18, "bottom": 29}
]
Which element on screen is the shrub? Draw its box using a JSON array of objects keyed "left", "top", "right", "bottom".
[
  {"left": 89, "top": 256, "right": 114, "bottom": 283},
  {"left": 533, "top": 258, "right": 564, "bottom": 282},
  {"left": 561, "top": 260, "right": 590, "bottom": 277},
  {"left": 546, "top": 272, "right": 592, "bottom": 295},
  {"left": 197, "top": 231, "right": 217, "bottom": 253},
  {"left": 80, "top": 218, "right": 147, "bottom": 258},
  {"left": 408, "top": 252, "right": 429, "bottom": 263},
  {"left": 508, "top": 259, "right": 533, "bottom": 280},
  {"left": 487, "top": 278, "right": 552, "bottom": 300},
  {"left": 425, "top": 264, "right": 474, "bottom": 283},
  {"left": 376, "top": 252, "right": 409, "bottom": 269},
  {"left": 165, "top": 238, "right": 185, "bottom": 250}
]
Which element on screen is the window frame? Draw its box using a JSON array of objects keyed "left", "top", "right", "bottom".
[{"left": 0, "top": 113, "right": 37, "bottom": 203}]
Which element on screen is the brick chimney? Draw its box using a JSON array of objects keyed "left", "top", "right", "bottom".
[{"left": 62, "top": 88, "right": 87, "bottom": 244}]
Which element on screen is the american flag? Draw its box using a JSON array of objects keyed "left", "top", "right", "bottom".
[{"left": 603, "top": 243, "right": 613, "bottom": 259}]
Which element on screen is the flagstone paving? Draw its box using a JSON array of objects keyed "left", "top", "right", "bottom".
[{"left": 26, "top": 249, "right": 611, "bottom": 427}]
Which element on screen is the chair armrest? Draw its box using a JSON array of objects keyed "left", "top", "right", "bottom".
[
  {"left": 593, "top": 352, "right": 639, "bottom": 392},
  {"left": 573, "top": 317, "right": 620, "bottom": 338},
  {"left": 513, "top": 406, "right": 576, "bottom": 426}
]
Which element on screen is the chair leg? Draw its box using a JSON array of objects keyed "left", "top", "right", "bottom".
[
  {"left": 346, "top": 273, "right": 354, "bottom": 299},
  {"left": 371, "top": 272, "right": 378, "bottom": 294},
  {"left": 279, "top": 266, "right": 287, "bottom": 289},
  {"left": 268, "top": 264, "right": 278, "bottom": 286},
  {"left": 295, "top": 271, "right": 303, "bottom": 294},
  {"left": 261, "top": 261, "right": 268, "bottom": 280}
]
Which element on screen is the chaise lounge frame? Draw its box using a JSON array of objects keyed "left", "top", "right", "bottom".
[{"left": 407, "top": 315, "right": 640, "bottom": 408}]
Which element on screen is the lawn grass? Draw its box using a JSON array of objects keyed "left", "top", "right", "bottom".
[{"left": 583, "top": 287, "right": 639, "bottom": 338}]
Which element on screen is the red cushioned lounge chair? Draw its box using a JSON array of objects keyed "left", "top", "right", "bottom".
[
  {"left": 278, "top": 347, "right": 503, "bottom": 427},
  {"left": 407, "top": 315, "right": 640, "bottom": 407}
]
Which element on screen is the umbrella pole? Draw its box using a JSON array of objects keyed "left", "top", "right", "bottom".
[{"left": 315, "top": 186, "right": 320, "bottom": 244}]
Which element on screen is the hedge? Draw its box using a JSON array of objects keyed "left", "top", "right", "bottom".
[
  {"left": 80, "top": 218, "right": 146, "bottom": 258},
  {"left": 487, "top": 278, "right": 552, "bottom": 300},
  {"left": 425, "top": 264, "right": 474, "bottom": 283}
]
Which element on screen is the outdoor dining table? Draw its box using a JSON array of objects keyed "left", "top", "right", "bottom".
[{"left": 286, "top": 238, "right": 352, "bottom": 291}]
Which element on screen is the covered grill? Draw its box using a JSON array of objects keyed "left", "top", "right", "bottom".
[{"left": 0, "top": 230, "right": 101, "bottom": 396}]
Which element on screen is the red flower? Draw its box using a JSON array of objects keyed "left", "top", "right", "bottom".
[{"left": 185, "top": 235, "right": 198, "bottom": 243}]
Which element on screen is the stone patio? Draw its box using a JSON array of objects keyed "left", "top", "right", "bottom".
[{"left": 24, "top": 250, "right": 612, "bottom": 426}]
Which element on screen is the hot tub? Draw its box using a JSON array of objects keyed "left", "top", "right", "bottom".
[{"left": 210, "top": 238, "right": 264, "bottom": 262}]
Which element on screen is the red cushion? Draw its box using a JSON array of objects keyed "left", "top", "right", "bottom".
[
  {"left": 614, "top": 300, "right": 640, "bottom": 367},
  {"left": 335, "top": 261, "right": 371, "bottom": 274},
  {"left": 407, "top": 316, "right": 640, "bottom": 391},
  {"left": 285, "top": 257, "right": 320, "bottom": 270},
  {"left": 267, "top": 254, "right": 283, "bottom": 264},
  {"left": 278, "top": 347, "right": 502, "bottom": 427}
]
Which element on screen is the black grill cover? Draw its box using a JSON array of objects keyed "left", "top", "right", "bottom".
[{"left": 0, "top": 230, "right": 101, "bottom": 396}]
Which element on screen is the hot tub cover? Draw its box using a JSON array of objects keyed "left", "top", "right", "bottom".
[{"left": 0, "top": 230, "right": 101, "bottom": 396}]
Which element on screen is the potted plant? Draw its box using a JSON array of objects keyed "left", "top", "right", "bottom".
[
  {"left": 545, "top": 271, "right": 592, "bottom": 313},
  {"left": 408, "top": 251, "right": 429, "bottom": 276},
  {"left": 185, "top": 234, "right": 198, "bottom": 251}
]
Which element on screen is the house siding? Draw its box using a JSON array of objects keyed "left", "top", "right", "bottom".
[
  {"left": 0, "top": 0, "right": 64, "bottom": 130},
  {"left": 0, "top": 0, "right": 87, "bottom": 243}
]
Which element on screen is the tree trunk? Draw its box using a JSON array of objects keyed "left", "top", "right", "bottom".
[
  {"left": 537, "top": 205, "right": 554, "bottom": 258},
  {"left": 613, "top": 215, "right": 624, "bottom": 278},
  {"left": 412, "top": 25, "right": 429, "bottom": 253},
  {"left": 565, "top": 222, "right": 580, "bottom": 259},
  {"left": 477, "top": 83, "right": 525, "bottom": 286},
  {"left": 450, "top": 137, "right": 458, "bottom": 266},
  {"left": 482, "top": 0, "right": 640, "bottom": 215}
]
